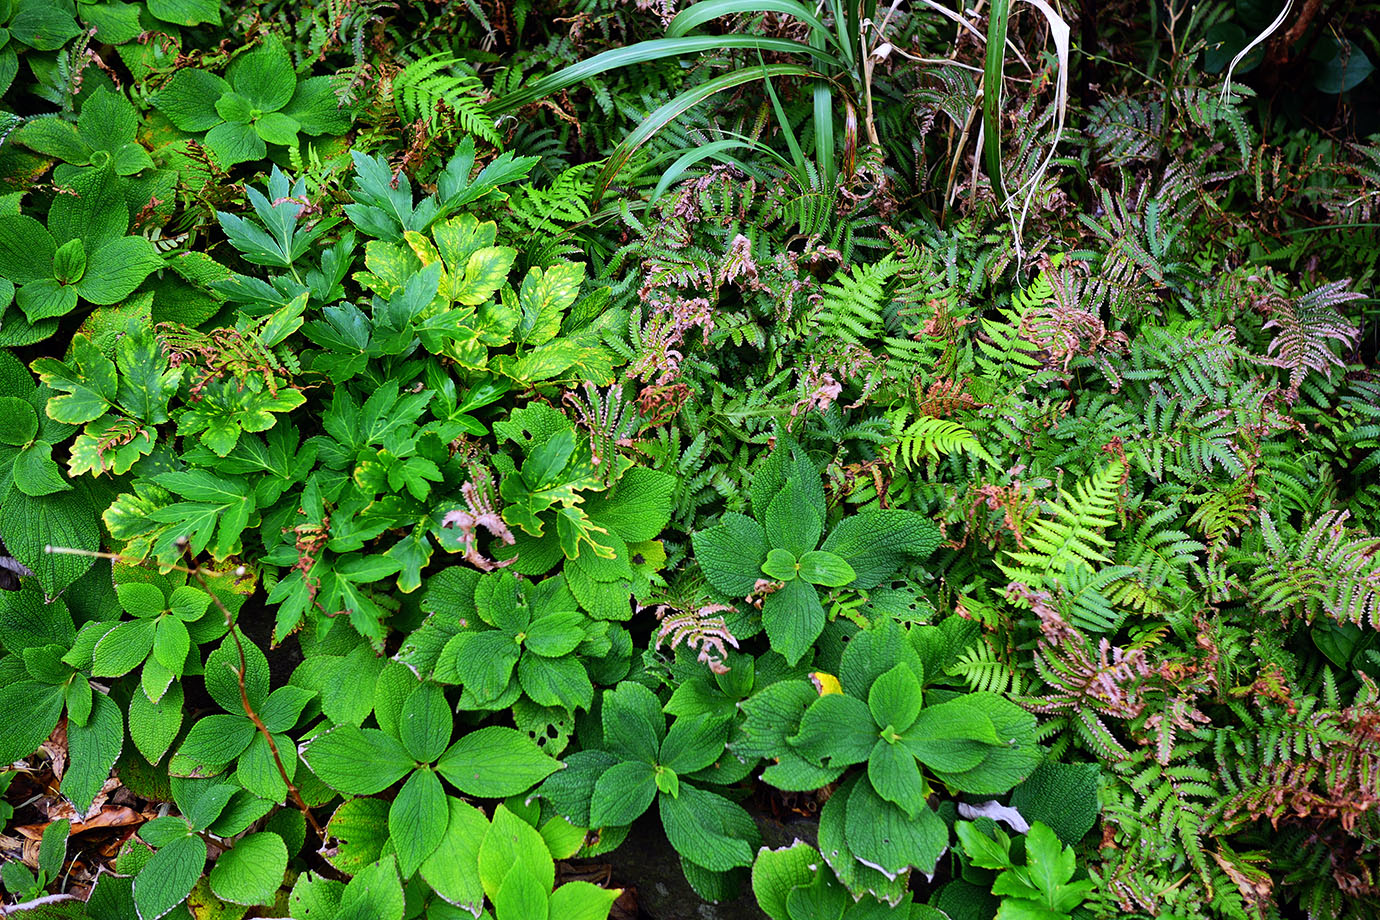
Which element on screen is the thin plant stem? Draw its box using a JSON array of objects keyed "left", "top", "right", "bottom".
[{"left": 44, "top": 544, "right": 327, "bottom": 842}]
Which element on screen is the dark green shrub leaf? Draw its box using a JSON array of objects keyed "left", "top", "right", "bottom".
[
  {"left": 420, "top": 797, "right": 488, "bottom": 910},
  {"left": 867, "top": 663, "right": 923, "bottom": 732},
  {"left": 761, "top": 578, "right": 825, "bottom": 667},
  {"left": 208, "top": 831, "right": 286, "bottom": 906},
  {"left": 588, "top": 760, "right": 657, "bottom": 827},
  {"left": 302, "top": 725, "right": 413, "bottom": 795},
  {"left": 691, "top": 512, "right": 768, "bottom": 597},
  {"left": 435, "top": 726, "right": 562, "bottom": 796},
  {"left": 134, "top": 833, "right": 206, "bottom": 920},
  {"left": 600, "top": 681, "right": 664, "bottom": 764},
  {"left": 658, "top": 784, "right": 756, "bottom": 872},
  {"left": 390, "top": 768, "right": 448, "bottom": 878}
]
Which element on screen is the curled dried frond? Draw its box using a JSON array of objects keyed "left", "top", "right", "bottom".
[
  {"left": 647, "top": 602, "right": 739, "bottom": 674},
  {"left": 441, "top": 467, "right": 516, "bottom": 572}
]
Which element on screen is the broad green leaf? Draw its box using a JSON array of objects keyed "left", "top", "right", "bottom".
[
  {"left": 795, "top": 550, "right": 856, "bottom": 587},
  {"left": 752, "top": 840, "right": 820, "bottom": 920},
  {"left": 228, "top": 35, "right": 296, "bottom": 111},
  {"left": 39, "top": 818, "right": 70, "bottom": 881},
  {"left": 171, "top": 713, "right": 255, "bottom": 772},
  {"left": 0, "top": 584, "right": 76, "bottom": 653},
  {"left": 816, "top": 778, "right": 908, "bottom": 905},
  {"left": 0, "top": 396, "right": 35, "bottom": 445},
  {"left": 153, "top": 616, "right": 190, "bottom": 673},
  {"left": 436, "top": 726, "right": 562, "bottom": 796},
  {"left": 420, "top": 797, "right": 488, "bottom": 911},
  {"left": 129, "top": 682, "right": 184, "bottom": 764},
  {"left": 255, "top": 111, "right": 300, "bottom": 146},
  {"left": 867, "top": 738, "right": 927, "bottom": 818},
  {"left": 302, "top": 725, "right": 414, "bottom": 795},
  {"left": 31, "top": 336, "right": 117, "bottom": 424},
  {"left": 588, "top": 759, "right": 657, "bottom": 827},
  {"left": 50, "top": 161, "right": 128, "bottom": 250},
  {"left": 838, "top": 620, "right": 924, "bottom": 701},
  {"left": 443, "top": 629, "right": 519, "bottom": 703},
  {"left": 820, "top": 511, "right": 941, "bottom": 590},
  {"left": 548, "top": 880, "right": 621, "bottom": 920},
  {"left": 323, "top": 797, "right": 390, "bottom": 875},
  {"left": 284, "top": 76, "right": 353, "bottom": 135},
  {"left": 517, "top": 262, "right": 584, "bottom": 347},
  {"left": 208, "top": 831, "right": 286, "bottom": 906},
  {"left": 478, "top": 804, "right": 554, "bottom": 901},
  {"left": 115, "top": 328, "right": 181, "bottom": 423},
  {"left": 1008, "top": 762, "right": 1101, "bottom": 845},
  {"left": 0, "top": 484, "right": 99, "bottom": 600},
  {"left": 203, "top": 634, "right": 269, "bottom": 713},
  {"left": 600, "top": 681, "right": 665, "bottom": 764},
  {"left": 400, "top": 682, "right": 452, "bottom": 763},
  {"left": 53, "top": 237, "right": 86, "bottom": 284},
  {"left": 337, "top": 857, "right": 404, "bottom": 920},
  {"left": 523, "top": 610, "right": 585, "bottom": 657},
  {"left": 955, "top": 820, "right": 1014, "bottom": 870},
  {"left": 494, "top": 863, "right": 549, "bottom": 920},
  {"left": 13, "top": 115, "right": 90, "bottom": 164},
  {"left": 0, "top": 679, "right": 63, "bottom": 763},
  {"left": 133, "top": 833, "right": 206, "bottom": 920},
  {"left": 205, "top": 120, "right": 266, "bottom": 167},
  {"left": 517, "top": 653, "right": 593, "bottom": 711},
  {"left": 761, "top": 548, "right": 797, "bottom": 582},
  {"left": 867, "top": 664, "right": 923, "bottom": 732},
  {"left": 76, "top": 236, "right": 163, "bottom": 305},
  {"left": 903, "top": 698, "right": 999, "bottom": 773},
  {"left": 761, "top": 578, "right": 825, "bottom": 667},
  {"left": 454, "top": 245, "right": 517, "bottom": 306},
  {"left": 692, "top": 512, "right": 768, "bottom": 597},
  {"left": 765, "top": 478, "right": 823, "bottom": 556},
  {"left": 152, "top": 68, "right": 230, "bottom": 131},
  {"left": 0, "top": 214, "right": 55, "bottom": 284},
  {"left": 789, "top": 692, "right": 875, "bottom": 768},
  {"left": 844, "top": 781, "right": 947, "bottom": 877},
  {"left": 17, "top": 279, "right": 78, "bottom": 323},
  {"left": 659, "top": 714, "right": 728, "bottom": 775},
  {"left": 921, "top": 693, "right": 1040, "bottom": 795},
  {"left": 389, "top": 769, "right": 448, "bottom": 878},
  {"left": 658, "top": 783, "right": 755, "bottom": 871},
  {"left": 146, "top": 0, "right": 221, "bottom": 26}
]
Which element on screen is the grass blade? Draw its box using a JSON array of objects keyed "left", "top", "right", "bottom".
[
  {"left": 982, "top": 0, "right": 1012, "bottom": 205},
  {"left": 486, "top": 37, "right": 841, "bottom": 114},
  {"left": 592, "top": 64, "right": 817, "bottom": 206},
  {"left": 667, "top": 0, "right": 836, "bottom": 49}
]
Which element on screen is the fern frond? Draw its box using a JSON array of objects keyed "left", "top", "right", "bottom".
[
  {"left": 1000, "top": 461, "right": 1124, "bottom": 584},
  {"left": 1250, "top": 510, "right": 1380, "bottom": 627}
]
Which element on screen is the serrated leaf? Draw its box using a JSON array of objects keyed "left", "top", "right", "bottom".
[
  {"left": 208, "top": 831, "right": 286, "bottom": 906},
  {"left": 389, "top": 769, "right": 448, "bottom": 879},
  {"left": 435, "top": 726, "right": 562, "bottom": 796},
  {"left": 692, "top": 513, "right": 768, "bottom": 598},
  {"left": 420, "top": 797, "right": 488, "bottom": 911},
  {"left": 658, "top": 783, "right": 755, "bottom": 872},
  {"left": 589, "top": 760, "right": 657, "bottom": 827},
  {"left": 134, "top": 833, "right": 206, "bottom": 920},
  {"left": 302, "top": 725, "right": 413, "bottom": 795}
]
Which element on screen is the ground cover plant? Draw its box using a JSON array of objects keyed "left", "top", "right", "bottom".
[{"left": 0, "top": 0, "right": 1377, "bottom": 918}]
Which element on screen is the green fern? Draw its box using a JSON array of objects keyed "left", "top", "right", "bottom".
[
  {"left": 999, "top": 461, "right": 1124, "bottom": 588},
  {"left": 393, "top": 54, "right": 500, "bottom": 143},
  {"left": 811, "top": 257, "right": 898, "bottom": 344},
  {"left": 889, "top": 411, "right": 996, "bottom": 468},
  {"left": 1251, "top": 510, "right": 1380, "bottom": 627}
]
